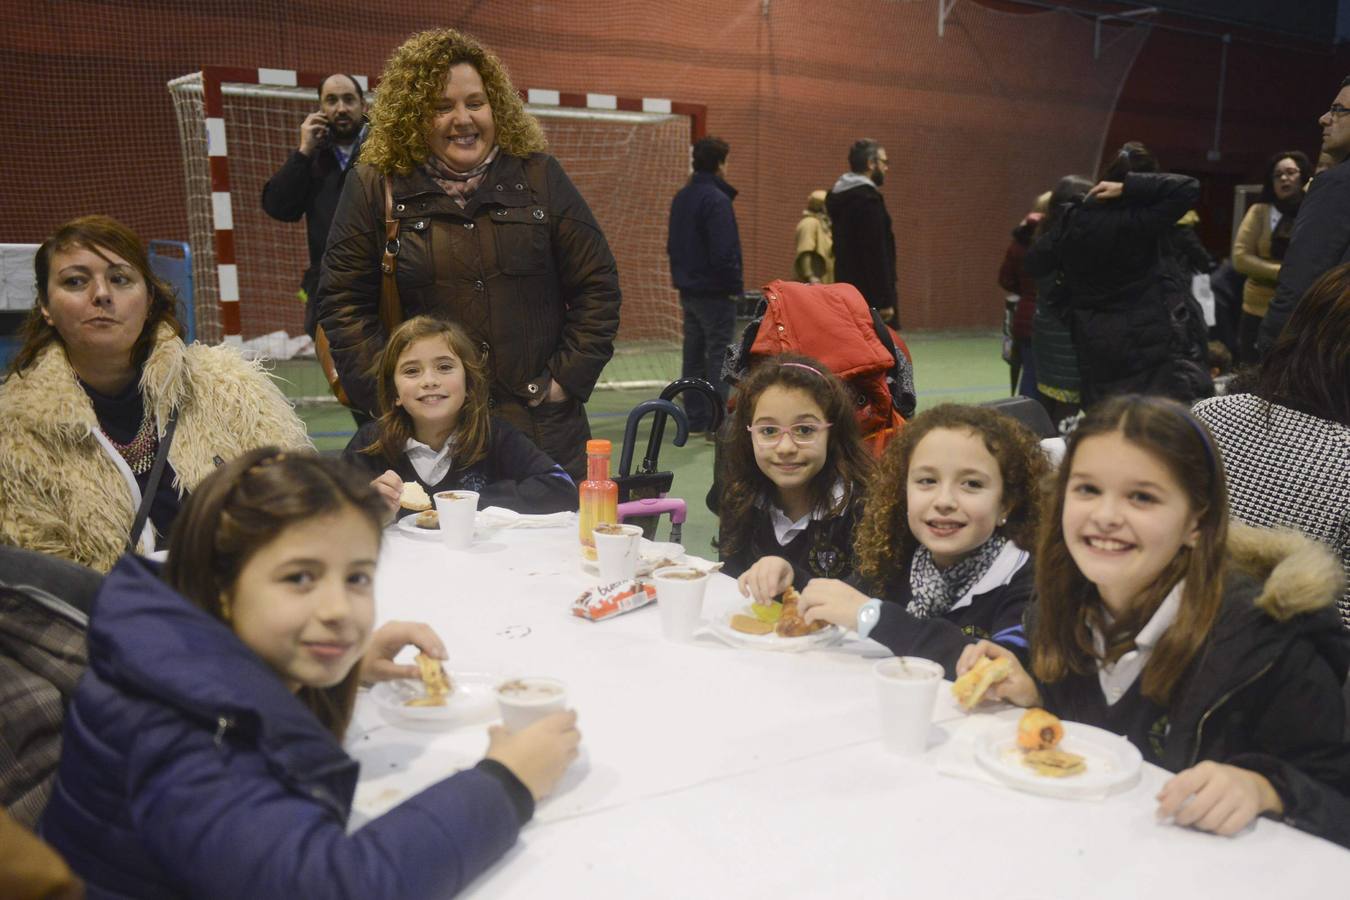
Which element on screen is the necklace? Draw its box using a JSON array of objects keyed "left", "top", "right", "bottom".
[{"left": 101, "top": 409, "right": 159, "bottom": 475}]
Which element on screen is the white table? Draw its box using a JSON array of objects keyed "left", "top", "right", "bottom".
[{"left": 350, "top": 524, "right": 1350, "bottom": 898}]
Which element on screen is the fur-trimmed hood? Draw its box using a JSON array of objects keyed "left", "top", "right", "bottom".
[
  {"left": 1225, "top": 520, "right": 1346, "bottom": 622},
  {"left": 4, "top": 324, "right": 189, "bottom": 445},
  {"left": 0, "top": 326, "right": 309, "bottom": 572},
  {"left": 1161, "top": 521, "right": 1350, "bottom": 772}
]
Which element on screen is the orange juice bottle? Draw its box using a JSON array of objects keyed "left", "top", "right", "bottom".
[{"left": 578, "top": 439, "right": 618, "bottom": 561}]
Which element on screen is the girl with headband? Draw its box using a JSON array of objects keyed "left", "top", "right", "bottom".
[{"left": 721, "top": 354, "right": 875, "bottom": 600}]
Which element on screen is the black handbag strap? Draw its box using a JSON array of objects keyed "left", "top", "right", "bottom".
[{"left": 126, "top": 412, "right": 178, "bottom": 555}]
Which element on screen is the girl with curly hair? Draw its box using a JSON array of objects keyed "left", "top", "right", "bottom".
[
  {"left": 723, "top": 356, "right": 874, "bottom": 599},
  {"left": 797, "top": 404, "right": 1049, "bottom": 674},
  {"left": 341, "top": 316, "right": 577, "bottom": 519},
  {"left": 317, "top": 28, "right": 620, "bottom": 483}
]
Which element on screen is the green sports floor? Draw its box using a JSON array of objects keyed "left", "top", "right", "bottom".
[{"left": 291, "top": 330, "right": 1008, "bottom": 558}]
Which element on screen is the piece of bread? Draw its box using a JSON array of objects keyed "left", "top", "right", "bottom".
[
  {"left": 951, "top": 655, "right": 1013, "bottom": 709},
  {"left": 730, "top": 614, "right": 775, "bottom": 635},
  {"left": 1022, "top": 748, "right": 1086, "bottom": 778},
  {"left": 400, "top": 482, "right": 432, "bottom": 511},
  {"left": 414, "top": 509, "right": 439, "bottom": 529},
  {"left": 775, "top": 586, "right": 827, "bottom": 638},
  {"left": 404, "top": 653, "right": 452, "bottom": 707},
  {"left": 1017, "top": 708, "right": 1065, "bottom": 751}
]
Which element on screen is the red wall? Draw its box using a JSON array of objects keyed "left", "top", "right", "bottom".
[{"left": 2, "top": 1, "right": 1344, "bottom": 332}]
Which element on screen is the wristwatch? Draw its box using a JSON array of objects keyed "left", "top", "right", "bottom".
[{"left": 856, "top": 598, "right": 883, "bottom": 639}]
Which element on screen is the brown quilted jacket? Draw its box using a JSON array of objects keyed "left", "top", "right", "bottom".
[{"left": 315, "top": 153, "right": 621, "bottom": 477}]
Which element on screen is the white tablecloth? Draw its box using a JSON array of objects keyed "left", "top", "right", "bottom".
[{"left": 350, "top": 525, "right": 1350, "bottom": 898}]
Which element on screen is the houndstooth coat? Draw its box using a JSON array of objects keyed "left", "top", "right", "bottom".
[{"left": 1194, "top": 393, "right": 1350, "bottom": 628}]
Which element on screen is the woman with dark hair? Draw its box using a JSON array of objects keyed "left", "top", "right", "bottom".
[
  {"left": 0, "top": 216, "right": 309, "bottom": 572},
  {"left": 1193, "top": 261, "right": 1350, "bottom": 627},
  {"left": 1232, "top": 151, "right": 1313, "bottom": 364},
  {"left": 318, "top": 28, "right": 621, "bottom": 483},
  {"left": 1025, "top": 143, "right": 1202, "bottom": 407}
]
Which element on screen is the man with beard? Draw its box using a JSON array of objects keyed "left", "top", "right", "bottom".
[
  {"left": 262, "top": 73, "right": 368, "bottom": 340},
  {"left": 827, "top": 139, "right": 897, "bottom": 324},
  {"left": 1258, "top": 76, "right": 1350, "bottom": 354}
]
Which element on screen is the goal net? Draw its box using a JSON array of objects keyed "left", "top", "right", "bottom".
[{"left": 167, "top": 71, "right": 691, "bottom": 401}]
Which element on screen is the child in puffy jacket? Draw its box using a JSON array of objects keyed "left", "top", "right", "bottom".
[{"left": 41, "top": 449, "right": 580, "bottom": 898}]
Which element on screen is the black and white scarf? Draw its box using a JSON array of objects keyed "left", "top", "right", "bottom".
[{"left": 906, "top": 535, "right": 1008, "bottom": 619}]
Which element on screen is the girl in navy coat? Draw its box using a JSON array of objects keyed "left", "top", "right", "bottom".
[
  {"left": 344, "top": 315, "right": 578, "bottom": 519},
  {"left": 958, "top": 396, "right": 1350, "bottom": 847},
  {"left": 41, "top": 449, "right": 581, "bottom": 898},
  {"left": 794, "top": 404, "right": 1049, "bottom": 675}
]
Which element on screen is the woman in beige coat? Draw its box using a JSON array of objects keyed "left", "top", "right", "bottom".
[
  {"left": 1232, "top": 151, "right": 1311, "bottom": 364},
  {"left": 0, "top": 216, "right": 310, "bottom": 572}
]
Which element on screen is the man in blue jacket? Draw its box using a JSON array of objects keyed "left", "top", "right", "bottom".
[{"left": 667, "top": 136, "right": 743, "bottom": 436}]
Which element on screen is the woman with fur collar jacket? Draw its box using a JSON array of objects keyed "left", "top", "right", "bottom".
[{"left": 0, "top": 216, "right": 309, "bottom": 572}]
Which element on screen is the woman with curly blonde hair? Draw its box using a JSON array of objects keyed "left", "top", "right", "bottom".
[
  {"left": 798, "top": 404, "right": 1049, "bottom": 674},
  {"left": 317, "top": 27, "right": 621, "bottom": 482}
]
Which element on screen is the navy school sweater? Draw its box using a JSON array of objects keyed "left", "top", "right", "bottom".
[{"left": 342, "top": 417, "right": 578, "bottom": 518}]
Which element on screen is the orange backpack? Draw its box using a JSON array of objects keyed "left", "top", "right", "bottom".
[{"left": 728, "top": 280, "right": 915, "bottom": 455}]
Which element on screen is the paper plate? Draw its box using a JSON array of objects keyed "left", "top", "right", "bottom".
[
  {"left": 707, "top": 610, "right": 842, "bottom": 653},
  {"left": 395, "top": 507, "right": 522, "bottom": 540},
  {"left": 395, "top": 515, "right": 441, "bottom": 540},
  {"left": 580, "top": 538, "right": 687, "bottom": 578},
  {"left": 974, "top": 719, "right": 1142, "bottom": 800},
  {"left": 368, "top": 672, "right": 500, "bottom": 724}
]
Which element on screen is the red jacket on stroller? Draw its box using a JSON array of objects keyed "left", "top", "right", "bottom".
[{"left": 726, "top": 280, "right": 915, "bottom": 455}]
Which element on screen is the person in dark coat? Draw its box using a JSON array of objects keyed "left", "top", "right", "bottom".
[
  {"left": 40, "top": 451, "right": 581, "bottom": 898},
  {"left": 1026, "top": 175, "right": 1093, "bottom": 431},
  {"left": 827, "top": 139, "right": 897, "bottom": 324},
  {"left": 998, "top": 195, "right": 1048, "bottom": 400},
  {"left": 261, "top": 73, "right": 368, "bottom": 339},
  {"left": 667, "top": 136, "right": 743, "bottom": 434},
  {"left": 1025, "top": 145, "right": 1201, "bottom": 407},
  {"left": 1258, "top": 76, "right": 1350, "bottom": 354},
  {"left": 317, "top": 29, "right": 621, "bottom": 483},
  {"left": 958, "top": 396, "right": 1350, "bottom": 850}
]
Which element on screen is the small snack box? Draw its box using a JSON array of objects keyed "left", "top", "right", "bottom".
[{"left": 571, "top": 579, "right": 657, "bottom": 621}]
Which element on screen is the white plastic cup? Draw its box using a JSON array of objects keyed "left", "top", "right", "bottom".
[
  {"left": 434, "top": 490, "right": 479, "bottom": 551},
  {"left": 873, "top": 657, "right": 944, "bottom": 755},
  {"left": 652, "top": 565, "right": 709, "bottom": 642},
  {"left": 593, "top": 523, "right": 643, "bottom": 583},
  {"left": 496, "top": 676, "right": 568, "bottom": 732}
]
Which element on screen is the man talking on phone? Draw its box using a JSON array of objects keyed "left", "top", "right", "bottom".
[{"left": 262, "top": 73, "right": 368, "bottom": 341}]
